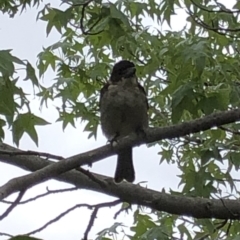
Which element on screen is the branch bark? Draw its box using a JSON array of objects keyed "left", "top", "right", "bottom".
[{"left": 1, "top": 108, "right": 240, "bottom": 219}]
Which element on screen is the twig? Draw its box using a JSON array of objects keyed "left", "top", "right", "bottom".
[
  {"left": 184, "top": 136, "right": 204, "bottom": 144},
  {"left": 215, "top": 177, "right": 240, "bottom": 183},
  {"left": 114, "top": 203, "right": 132, "bottom": 219},
  {"left": 197, "top": 219, "right": 228, "bottom": 240},
  {"left": 0, "top": 232, "right": 12, "bottom": 237},
  {"left": 79, "top": 0, "right": 103, "bottom": 35},
  {"left": 187, "top": 8, "right": 239, "bottom": 39},
  {"left": 83, "top": 208, "right": 98, "bottom": 240},
  {"left": 181, "top": 217, "right": 195, "bottom": 225},
  {"left": 220, "top": 198, "right": 239, "bottom": 217},
  {"left": 219, "top": 126, "right": 240, "bottom": 135},
  {"left": 76, "top": 168, "right": 107, "bottom": 189},
  {"left": 26, "top": 200, "right": 121, "bottom": 236},
  {"left": 128, "top": 50, "right": 147, "bottom": 65},
  {"left": 0, "top": 150, "right": 64, "bottom": 161},
  {"left": 0, "top": 190, "right": 25, "bottom": 221},
  {"left": 190, "top": 0, "right": 240, "bottom": 14},
  {"left": 1, "top": 187, "right": 78, "bottom": 204},
  {"left": 26, "top": 203, "right": 93, "bottom": 235},
  {"left": 226, "top": 219, "right": 232, "bottom": 236},
  {"left": 83, "top": 200, "right": 121, "bottom": 240}
]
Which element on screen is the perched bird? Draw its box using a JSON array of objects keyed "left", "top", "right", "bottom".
[{"left": 100, "top": 60, "right": 148, "bottom": 183}]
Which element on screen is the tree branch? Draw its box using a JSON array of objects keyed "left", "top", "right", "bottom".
[
  {"left": 0, "top": 150, "right": 64, "bottom": 160},
  {"left": 25, "top": 200, "right": 121, "bottom": 237},
  {"left": 0, "top": 190, "right": 25, "bottom": 221},
  {"left": 26, "top": 203, "right": 93, "bottom": 235},
  {"left": 78, "top": 0, "right": 103, "bottom": 35},
  {"left": 190, "top": 0, "right": 240, "bottom": 14},
  {"left": 186, "top": 8, "right": 240, "bottom": 39},
  {"left": 83, "top": 200, "right": 121, "bottom": 240},
  {"left": 1, "top": 108, "right": 240, "bottom": 219},
  {"left": 0, "top": 232, "right": 12, "bottom": 238},
  {"left": 1, "top": 187, "right": 78, "bottom": 205}
]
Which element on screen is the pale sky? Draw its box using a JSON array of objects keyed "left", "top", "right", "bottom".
[{"left": 0, "top": 0, "right": 235, "bottom": 239}]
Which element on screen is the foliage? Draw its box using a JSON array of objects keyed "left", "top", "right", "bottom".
[
  {"left": 9, "top": 236, "right": 42, "bottom": 240},
  {"left": 1, "top": 0, "right": 240, "bottom": 239}
]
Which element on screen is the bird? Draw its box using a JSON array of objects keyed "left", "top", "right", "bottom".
[{"left": 99, "top": 60, "right": 148, "bottom": 183}]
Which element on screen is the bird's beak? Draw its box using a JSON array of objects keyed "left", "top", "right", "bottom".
[{"left": 123, "top": 66, "right": 136, "bottom": 78}]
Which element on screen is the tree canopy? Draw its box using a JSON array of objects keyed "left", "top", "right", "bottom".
[{"left": 1, "top": 0, "right": 240, "bottom": 239}]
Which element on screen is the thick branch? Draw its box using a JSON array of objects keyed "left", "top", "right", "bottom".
[
  {"left": 1, "top": 145, "right": 240, "bottom": 220},
  {"left": 0, "top": 108, "right": 240, "bottom": 219}
]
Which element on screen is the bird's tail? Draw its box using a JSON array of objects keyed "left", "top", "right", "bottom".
[{"left": 115, "top": 148, "right": 135, "bottom": 183}]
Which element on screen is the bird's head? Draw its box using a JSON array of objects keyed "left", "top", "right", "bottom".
[{"left": 110, "top": 60, "right": 136, "bottom": 83}]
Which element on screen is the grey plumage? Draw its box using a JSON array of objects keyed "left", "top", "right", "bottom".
[{"left": 100, "top": 60, "right": 148, "bottom": 183}]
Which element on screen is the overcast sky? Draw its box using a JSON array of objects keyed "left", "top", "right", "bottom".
[{"left": 0, "top": 0, "right": 235, "bottom": 239}]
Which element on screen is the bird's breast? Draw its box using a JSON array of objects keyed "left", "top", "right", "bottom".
[
  {"left": 104, "top": 85, "right": 145, "bottom": 110},
  {"left": 100, "top": 84, "right": 148, "bottom": 139}
]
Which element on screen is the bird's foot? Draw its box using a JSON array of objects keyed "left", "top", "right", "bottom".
[
  {"left": 107, "top": 132, "right": 120, "bottom": 147},
  {"left": 135, "top": 126, "right": 147, "bottom": 139}
]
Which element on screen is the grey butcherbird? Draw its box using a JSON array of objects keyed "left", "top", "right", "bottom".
[{"left": 100, "top": 60, "right": 148, "bottom": 183}]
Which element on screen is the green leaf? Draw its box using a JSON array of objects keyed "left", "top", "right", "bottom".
[
  {"left": 229, "top": 152, "right": 240, "bottom": 171},
  {"left": 56, "top": 112, "right": 76, "bottom": 130},
  {"left": 200, "top": 150, "right": 214, "bottom": 166},
  {"left": 131, "top": 212, "right": 156, "bottom": 237},
  {"left": 195, "top": 56, "right": 206, "bottom": 77},
  {"left": 233, "top": 1, "right": 240, "bottom": 9},
  {"left": 24, "top": 61, "right": 39, "bottom": 87},
  {"left": 110, "top": 3, "right": 130, "bottom": 27},
  {"left": 38, "top": 50, "right": 60, "bottom": 74},
  {"left": 171, "top": 95, "right": 196, "bottom": 123},
  {"left": 0, "top": 77, "right": 16, "bottom": 117},
  {"left": 0, "top": 118, "right": 6, "bottom": 141},
  {"left": 12, "top": 113, "right": 50, "bottom": 146},
  {"left": 96, "top": 222, "right": 124, "bottom": 239},
  {"left": 171, "top": 83, "right": 195, "bottom": 109},
  {"left": 0, "top": 50, "right": 24, "bottom": 76}
]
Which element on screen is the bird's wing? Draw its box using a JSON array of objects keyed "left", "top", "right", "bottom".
[
  {"left": 99, "top": 82, "right": 110, "bottom": 107},
  {"left": 137, "top": 83, "right": 149, "bottom": 110}
]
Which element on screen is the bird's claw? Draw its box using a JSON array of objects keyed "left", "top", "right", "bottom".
[
  {"left": 108, "top": 132, "right": 120, "bottom": 147},
  {"left": 135, "top": 126, "right": 147, "bottom": 139}
]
